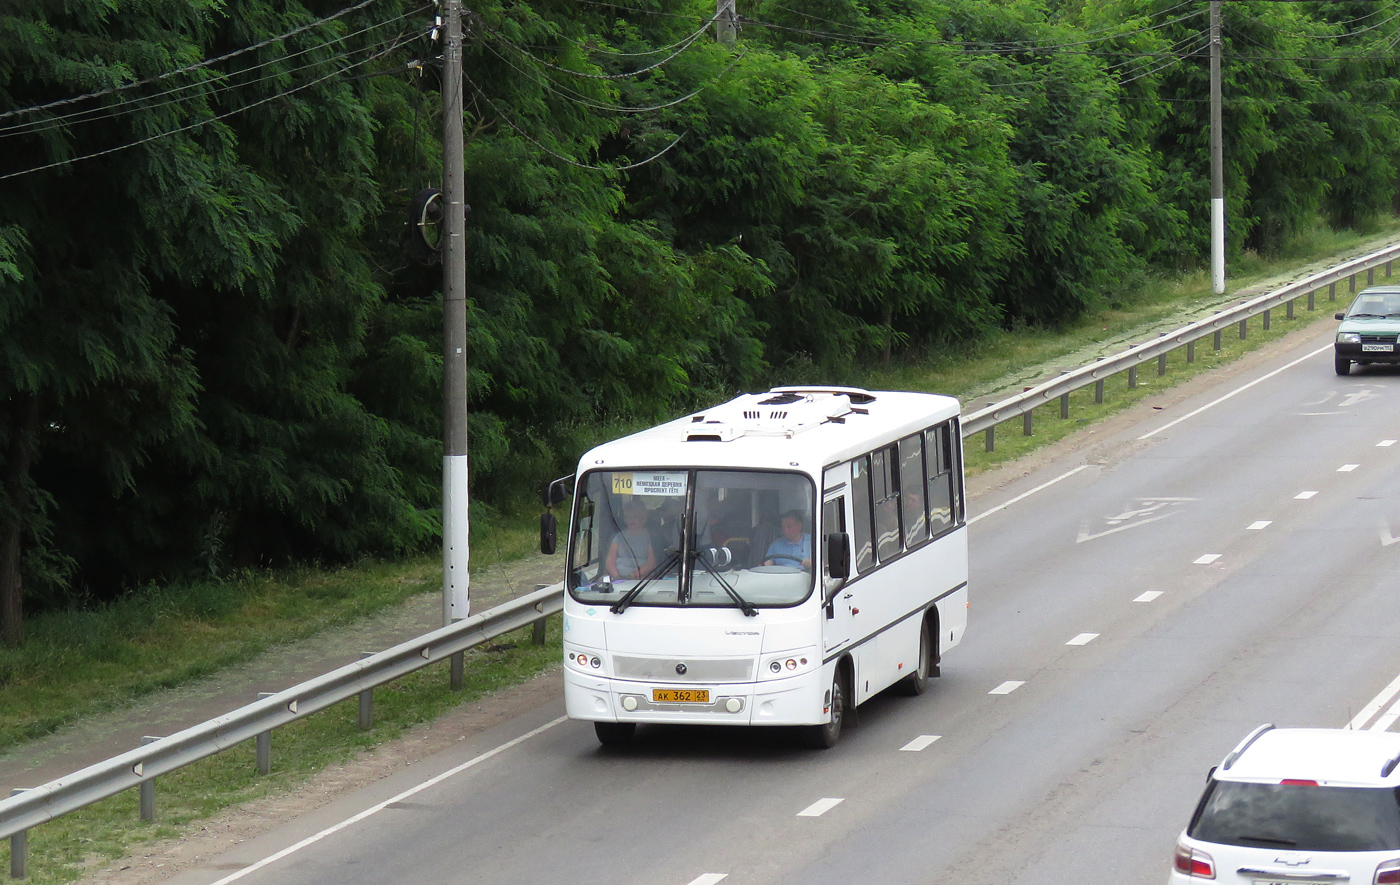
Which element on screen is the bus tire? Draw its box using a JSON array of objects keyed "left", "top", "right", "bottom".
[
  {"left": 897, "top": 617, "right": 934, "bottom": 696},
  {"left": 803, "top": 666, "right": 847, "bottom": 749},
  {"left": 594, "top": 721, "right": 636, "bottom": 746}
]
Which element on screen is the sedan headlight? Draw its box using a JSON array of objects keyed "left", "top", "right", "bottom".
[{"left": 1338, "top": 332, "right": 1362, "bottom": 344}]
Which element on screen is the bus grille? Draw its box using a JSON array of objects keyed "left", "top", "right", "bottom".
[{"left": 612, "top": 655, "right": 754, "bottom": 683}]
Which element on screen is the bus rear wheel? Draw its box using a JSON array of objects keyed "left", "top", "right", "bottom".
[
  {"left": 802, "top": 668, "right": 846, "bottom": 749},
  {"left": 594, "top": 721, "right": 636, "bottom": 746},
  {"left": 897, "top": 618, "right": 933, "bottom": 696}
]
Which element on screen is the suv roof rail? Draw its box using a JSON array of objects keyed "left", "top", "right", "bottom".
[
  {"left": 1222, "top": 723, "right": 1276, "bottom": 771},
  {"left": 1381, "top": 752, "right": 1400, "bottom": 779}
]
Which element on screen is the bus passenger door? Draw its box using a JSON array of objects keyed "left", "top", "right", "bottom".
[{"left": 821, "top": 493, "right": 852, "bottom": 655}]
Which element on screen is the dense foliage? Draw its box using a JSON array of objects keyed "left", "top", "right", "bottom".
[{"left": 2, "top": 0, "right": 1398, "bottom": 641}]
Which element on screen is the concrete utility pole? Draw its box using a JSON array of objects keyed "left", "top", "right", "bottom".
[
  {"left": 716, "top": 0, "right": 736, "bottom": 44},
  {"left": 441, "top": 0, "right": 471, "bottom": 625},
  {"left": 1210, "top": 0, "right": 1225, "bottom": 295}
]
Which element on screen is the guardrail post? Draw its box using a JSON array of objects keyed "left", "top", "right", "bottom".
[
  {"left": 1127, "top": 365, "right": 1137, "bottom": 389},
  {"left": 1238, "top": 318, "right": 1247, "bottom": 340},
  {"left": 1263, "top": 308, "right": 1270, "bottom": 331},
  {"left": 1023, "top": 408, "right": 1033, "bottom": 436},
  {"left": 450, "top": 651, "right": 464, "bottom": 690},
  {"left": 1157, "top": 353, "right": 1167, "bottom": 376},
  {"left": 1308, "top": 289, "right": 1316, "bottom": 311},
  {"left": 1329, "top": 282, "right": 1336, "bottom": 301},
  {"left": 1213, "top": 329, "right": 1222, "bottom": 350},
  {"left": 1094, "top": 379, "right": 1104, "bottom": 404},
  {"left": 1368, "top": 267, "right": 1375, "bottom": 286},
  {"left": 1348, "top": 274, "right": 1355, "bottom": 293},
  {"left": 1059, "top": 391, "right": 1069, "bottom": 419},
  {"left": 256, "top": 692, "right": 274, "bottom": 775},
  {"left": 358, "top": 652, "right": 374, "bottom": 730},
  {"left": 10, "top": 788, "right": 28, "bottom": 879},
  {"left": 532, "top": 586, "right": 549, "bottom": 645},
  {"left": 1286, "top": 298, "right": 1294, "bottom": 320},
  {"left": 1387, "top": 260, "right": 1393, "bottom": 278},
  {"left": 1187, "top": 340, "right": 1196, "bottom": 363},
  {"left": 139, "top": 736, "right": 159, "bottom": 822},
  {"left": 985, "top": 423, "right": 994, "bottom": 453}
]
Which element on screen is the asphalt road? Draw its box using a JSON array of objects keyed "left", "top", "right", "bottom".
[{"left": 161, "top": 326, "right": 1400, "bottom": 885}]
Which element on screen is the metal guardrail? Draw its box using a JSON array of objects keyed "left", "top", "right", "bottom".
[
  {"left": 0, "top": 582, "right": 563, "bottom": 859},
  {"left": 961, "top": 241, "right": 1400, "bottom": 444}
]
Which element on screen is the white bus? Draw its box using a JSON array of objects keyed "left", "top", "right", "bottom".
[{"left": 550, "top": 386, "right": 967, "bottom": 747}]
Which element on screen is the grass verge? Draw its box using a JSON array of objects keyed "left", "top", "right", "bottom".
[{"left": 0, "top": 617, "right": 562, "bottom": 885}]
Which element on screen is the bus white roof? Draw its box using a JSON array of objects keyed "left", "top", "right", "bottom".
[{"left": 577, "top": 387, "right": 960, "bottom": 475}]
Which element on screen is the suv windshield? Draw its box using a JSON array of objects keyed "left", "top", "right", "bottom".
[
  {"left": 1190, "top": 780, "right": 1400, "bottom": 851},
  {"left": 567, "top": 469, "right": 815, "bottom": 610}
]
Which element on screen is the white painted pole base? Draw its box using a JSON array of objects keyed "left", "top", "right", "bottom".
[
  {"left": 443, "top": 454, "right": 471, "bottom": 624},
  {"left": 1211, "top": 197, "right": 1226, "bottom": 295}
]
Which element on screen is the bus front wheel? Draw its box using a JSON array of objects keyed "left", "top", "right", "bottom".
[
  {"left": 803, "top": 668, "right": 846, "bottom": 749},
  {"left": 594, "top": 721, "right": 636, "bottom": 746}
]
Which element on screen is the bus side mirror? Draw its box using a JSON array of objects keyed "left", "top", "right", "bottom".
[
  {"left": 825, "top": 532, "right": 850, "bottom": 580},
  {"left": 541, "top": 478, "right": 570, "bottom": 507},
  {"left": 540, "top": 512, "right": 557, "bottom": 555}
]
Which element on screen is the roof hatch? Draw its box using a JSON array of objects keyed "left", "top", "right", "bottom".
[{"left": 684, "top": 389, "right": 867, "bottom": 441}]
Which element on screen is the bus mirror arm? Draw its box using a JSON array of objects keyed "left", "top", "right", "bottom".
[{"left": 825, "top": 532, "right": 850, "bottom": 581}]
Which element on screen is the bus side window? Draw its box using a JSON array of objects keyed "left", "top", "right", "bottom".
[
  {"left": 898, "top": 433, "right": 928, "bottom": 548},
  {"left": 850, "top": 456, "right": 875, "bottom": 574},
  {"left": 871, "top": 446, "right": 902, "bottom": 562},
  {"left": 925, "top": 424, "right": 954, "bottom": 536},
  {"left": 822, "top": 496, "right": 846, "bottom": 578}
]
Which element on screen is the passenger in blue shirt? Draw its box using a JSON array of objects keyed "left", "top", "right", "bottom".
[{"left": 764, "top": 510, "right": 812, "bottom": 570}]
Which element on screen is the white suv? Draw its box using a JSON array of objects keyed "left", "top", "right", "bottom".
[{"left": 1170, "top": 726, "right": 1400, "bottom": 884}]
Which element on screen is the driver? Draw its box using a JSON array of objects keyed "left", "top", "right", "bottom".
[{"left": 764, "top": 510, "right": 812, "bottom": 570}]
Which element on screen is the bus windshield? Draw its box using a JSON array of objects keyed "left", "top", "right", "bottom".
[{"left": 568, "top": 469, "right": 816, "bottom": 609}]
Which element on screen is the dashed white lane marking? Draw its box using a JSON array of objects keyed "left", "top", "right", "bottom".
[
  {"left": 990, "top": 680, "right": 1025, "bottom": 695},
  {"left": 1379, "top": 440, "right": 1397, "bottom": 447},
  {"left": 1066, "top": 633, "right": 1099, "bottom": 646},
  {"left": 1246, "top": 520, "right": 1272, "bottom": 530},
  {"left": 1138, "top": 343, "right": 1331, "bottom": 440},
  {"left": 687, "top": 875, "right": 728, "bottom": 885},
  {"left": 900, "top": 734, "right": 942, "bottom": 752},
  {"left": 1339, "top": 464, "right": 1360, "bottom": 472},
  {"left": 1350, "top": 670, "right": 1400, "bottom": 731},
  {"left": 1295, "top": 490, "right": 1318, "bottom": 499},
  {"left": 1194, "top": 554, "right": 1221, "bottom": 564},
  {"left": 205, "top": 716, "right": 569, "bottom": 885},
  {"left": 969, "top": 465, "right": 1091, "bottom": 525},
  {"left": 1372, "top": 698, "right": 1400, "bottom": 733},
  {"left": 1134, "top": 590, "right": 1163, "bottom": 603},
  {"left": 798, "top": 798, "right": 844, "bottom": 817}
]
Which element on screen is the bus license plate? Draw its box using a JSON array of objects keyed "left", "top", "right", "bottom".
[
  {"left": 1363, "top": 343, "right": 1394, "bottom": 352},
  {"left": 653, "top": 689, "right": 709, "bottom": 703}
]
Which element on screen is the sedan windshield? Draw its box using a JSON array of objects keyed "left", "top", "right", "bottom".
[
  {"left": 568, "top": 469, "right": 815, "bottom": 610},
  {"left": 1190, "top": 780, "right": 1400, "bottom": 852}
]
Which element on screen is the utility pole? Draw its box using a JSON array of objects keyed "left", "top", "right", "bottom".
[
  {"left": 716, "top": 0, "right": 736, "bottom": 45},
  {"left": 441, "top": 0, "right": 470, "bottom": 625},
  {"left": 1210, "top": 0, "right": 1225, "bottom": 295}
]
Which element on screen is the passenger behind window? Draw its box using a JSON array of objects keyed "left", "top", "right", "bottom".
[{"left": 606, "top": 499, "right": 656, "bottom": 579}]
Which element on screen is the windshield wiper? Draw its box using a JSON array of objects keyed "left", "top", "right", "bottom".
[
  {"left": 610, "top": 549, "right": 680, "bottom": 615},
  {"left": 1236, "top": 834, "right": 1297, "bottom": 847},
  {"left": 691, "top": 549, "right": 758, "bottom": 617},
  {"left": 1349, "top": 312, "right": 1387, "bottom": 318}
]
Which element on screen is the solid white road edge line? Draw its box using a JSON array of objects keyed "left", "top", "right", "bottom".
[
  {"left": 1348, "top": 670, "right": 1400, "bottom": 731},
  {"left": 206, "top": 715, "right": 570, "bottom": 885},
  {"left": 967, "top": 465, "right": 1090, "bottom": 526},
  {"left": 797, "top": 797, "right": 845, "bottom": 817},
  {"left": 1137, "top": 344, "right": 1332, "bottom": 440}
]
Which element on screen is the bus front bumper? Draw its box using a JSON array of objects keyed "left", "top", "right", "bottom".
[{"left": 564, "top": 669, "right": 825, "bottom": 727}]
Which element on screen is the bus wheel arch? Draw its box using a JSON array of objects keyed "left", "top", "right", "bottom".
[
  {"left": 897, "top": 611, "right": 938, "bottom": 696},
  {"left": 802, "top": 657, "right": 852, "bottom": 749}
]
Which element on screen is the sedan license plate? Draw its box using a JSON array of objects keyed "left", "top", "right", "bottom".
[
  {"left": 652, "top": 689, "right": 710, "bottom": 703},
  {"left": 1363, "top": 343, "right": 1394, "bottom": 352}
]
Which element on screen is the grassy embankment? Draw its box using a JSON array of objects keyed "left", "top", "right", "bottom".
[{"left": 1, "top": 219, "right": 1397, "bottom": 883}]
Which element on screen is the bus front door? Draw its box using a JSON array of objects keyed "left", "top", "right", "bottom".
[{"left": 821, "top": 494, "right": 852, "bottom": 656}]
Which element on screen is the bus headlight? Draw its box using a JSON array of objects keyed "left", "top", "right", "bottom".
[{"left": 760, "top": 649, "right": 816, "bottom": 680}]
